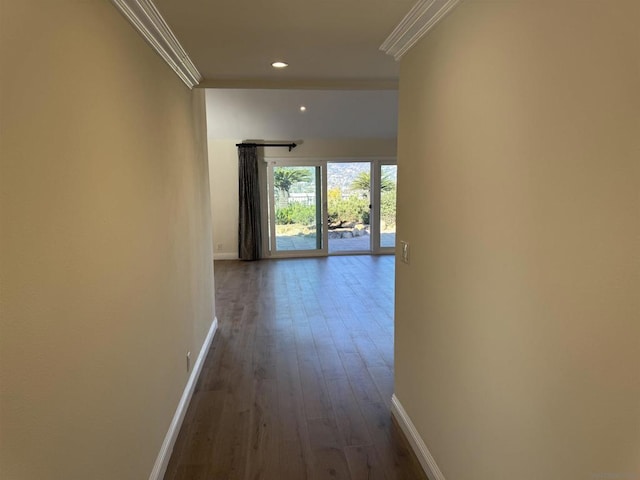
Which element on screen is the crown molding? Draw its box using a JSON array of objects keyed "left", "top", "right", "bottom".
[
  {"left": 380, "top": 0, "right": 463, "bottom": 61},
  {"left": 110, "top": 0, "right": 202, "bottom": 89}
]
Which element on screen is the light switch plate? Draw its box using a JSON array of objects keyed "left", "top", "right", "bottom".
[{"left": 400, "top": 241, "right": 409, "bottom": 264}]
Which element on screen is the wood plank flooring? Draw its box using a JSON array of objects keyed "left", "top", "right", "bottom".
[{"left": 164, "top": 256, "right": 427, "bottom": 480}]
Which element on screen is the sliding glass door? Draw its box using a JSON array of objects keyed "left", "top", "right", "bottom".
[
  {"left": 327, "top": 162, "right": 371, "bottom": 254},
  {"left": 265, "top": 158, "right": 395, "bottom": 258},
  {"left": 377, "top": 163, "right": 397, "bottom": 251},
  {"left": 266, "top": 162, "right": 327, "bottom": 256}
]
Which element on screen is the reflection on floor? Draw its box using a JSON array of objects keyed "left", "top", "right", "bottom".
[
  {"left": 275, "top": 232, "right": 396, "bottom": 252},
  {"left": 164, "top": 256, "right": 427, "bottom": 480}
]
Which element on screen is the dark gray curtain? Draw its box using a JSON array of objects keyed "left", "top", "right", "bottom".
[{"left": 238, "top": 145, "right": 262, "bottom": 260}]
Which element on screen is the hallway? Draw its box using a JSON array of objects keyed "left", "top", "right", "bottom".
[{"left": 164, "top": 256, "right": 426, "bottom": 479}]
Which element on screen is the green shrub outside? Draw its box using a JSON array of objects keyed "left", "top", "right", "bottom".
[
  {"left": 275, "top": 202, "right": 316, "bottom": 225},
  {"left": 275, "top": 188, "right": 396, "bottom": 227},
  {"left": 328, "top": 189, "right": 369, "bottom": 226},
  {"left": 381, "top": 190, "right": 396, "bottom": 226}
]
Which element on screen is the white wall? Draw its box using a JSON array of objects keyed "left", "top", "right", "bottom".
[
  {"left": 208, "top": 138, "right": 397, "bottom": 259},
  {"left": 205, "top": 89, "right": 398, "bottom": 140},
  {"left": 394, "top": 1, "right": 640, "bottom": 479},
  {"left": 0, "top": 2, "right": 215, "bottom": 479}
]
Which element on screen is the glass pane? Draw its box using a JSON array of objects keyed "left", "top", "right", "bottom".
[
  {"left": 273, "top": 166, "right": 321, "bottom": 252},
  {"left": 380, "top": 165, "right": 397, "bottom": 249},
  {"left": 327, "top": 162, "right": 371, "bottom": 254}
]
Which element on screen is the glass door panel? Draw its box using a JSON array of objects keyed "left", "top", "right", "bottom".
[
  {"left": 379, "top": 164, "right": 397, "bottom": 249},
  {"left": 269, "top": 165, "right": 324, "bottom": 254},
  {"left": 327, "top": 162, "right": 372, "bottom": 254}
]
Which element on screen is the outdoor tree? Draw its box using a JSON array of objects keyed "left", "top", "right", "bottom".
[
  {"left": 350, "top": 172, "right": 396, "bottom": 230},
  {"left": 274, "top": 168, "right": 311, "bottom": 203},
  {"left": 274, "top": 168, "right": 311, "bottom": 194},
  {"left": 327, "top": 187, "right": 369, "bottom": 228},
  {"left": 350, "top": 172, "right": 395, "bottom": 194}
]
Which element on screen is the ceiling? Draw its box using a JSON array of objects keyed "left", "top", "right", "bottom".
[
  {"left": 205, "top": 89, "right": 398, "bottom": 139},
  {"left": 153, "top": 0, "right": 415, "bottom": 86}
]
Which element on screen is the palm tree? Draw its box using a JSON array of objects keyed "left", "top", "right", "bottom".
[
  {"left": 274, "top": 168, "right": 311, "bottom": 203},
  {"left": 350, "top": 172, "right": 395, "bottom": 193}
]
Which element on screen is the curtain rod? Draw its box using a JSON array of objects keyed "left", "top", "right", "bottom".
[{"left": 236, "top": 142, "right": 297, "bottom": 152}]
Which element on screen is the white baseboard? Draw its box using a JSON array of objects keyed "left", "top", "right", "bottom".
[
  {"left": 149, "top": 316, "right": 218, "bottom": 480},
  {"left": 391, "top": 394, "right": 446, "bottom": 480},
  {"left": 213, "top": 252, "right": 238, "bottom": 260}
]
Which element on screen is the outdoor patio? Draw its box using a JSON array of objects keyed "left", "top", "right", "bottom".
[{"left": 275, "top": 232, "right": 396, "bottom": 253}]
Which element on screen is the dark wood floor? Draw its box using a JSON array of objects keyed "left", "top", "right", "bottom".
[{"left": 164, "top": 256, "right": 427, "bottom": 480}]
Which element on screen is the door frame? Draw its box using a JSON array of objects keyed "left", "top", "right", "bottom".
[
  {"left": 264, "top": 159, "right": 328, "bottom": 258},
  {"left": 372, "top": 160, "right": 397, "bottom": 255}
]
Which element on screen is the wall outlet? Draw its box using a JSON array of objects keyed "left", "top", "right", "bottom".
[
  {"left": 186, "top": 351, "right": 191, "bottom": 372},
  {"left": 400, "top": 240, "right": 409, "bottom": 264}
]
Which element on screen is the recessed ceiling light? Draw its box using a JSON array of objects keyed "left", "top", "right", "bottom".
[
  {"left": 299, "top": 106, "right": 307, "bottom": 112},
  {"left": 271, "top": 61, "right": 288, "bottom": 68}
]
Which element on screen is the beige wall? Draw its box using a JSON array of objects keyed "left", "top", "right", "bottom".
[
  {"left": 208, "top": 138, "right": 396, "bottom": 258},
  {"left": 0, "top": 2, "right": 215, "bottom": 479},
  {"left": 208, "top": 139, "right": 242, "bottom": 258},
  {"left": 395, "top": 1, "right": 639, "bottom": 479}
]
